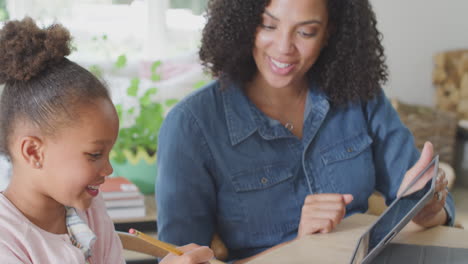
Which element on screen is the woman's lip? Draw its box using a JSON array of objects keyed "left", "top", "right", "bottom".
[
  {"left": 269, "top": 56, "right": 295, "bottom": 65},
  {"left": 268, "top": 56, "right": 296, "bottom": 75}
]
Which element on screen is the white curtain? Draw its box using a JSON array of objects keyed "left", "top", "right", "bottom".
[{"left": 145, "top": 0, "right": 169, "bottom": 60}]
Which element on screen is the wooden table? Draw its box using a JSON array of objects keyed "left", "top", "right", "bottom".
[{"left": 248, "top": 214, "right": 468, "bottom": 264}]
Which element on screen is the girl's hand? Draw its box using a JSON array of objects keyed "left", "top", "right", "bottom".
[
  {"left": 297, "top": 193, "right": 354, "bottom": 239},
  {"left": 160, "top": 244, "right": 214, "bottom": 264}
]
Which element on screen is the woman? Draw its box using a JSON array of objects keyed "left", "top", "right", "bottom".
[{"left": 156, "top": 0, "right": 455, "bottom": 263}]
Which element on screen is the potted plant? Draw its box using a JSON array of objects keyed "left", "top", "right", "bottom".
[
  {"left": 88, "top": 48, "right": 209, "bottom": 194},
  {"left": 110, "top": 59, "right": 179, "bottom": 194}
]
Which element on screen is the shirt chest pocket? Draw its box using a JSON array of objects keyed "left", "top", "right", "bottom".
[
  {"left": 226, "top": 164, "right": 300, "bottom": 237},
  {"left": 319, "top": 132, "right": 375, "bottom": 194},
  {"left": 231, "top": 164, "right": 294, "bottom": 192}
]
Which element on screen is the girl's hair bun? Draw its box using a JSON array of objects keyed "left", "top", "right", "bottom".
[{"left": 0, "top": 17, "right": 72, "bottom": 83}]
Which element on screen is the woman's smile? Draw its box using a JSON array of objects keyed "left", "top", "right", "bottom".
[{"left": 267, "top": 56, "right": 296, "bottom": 75}]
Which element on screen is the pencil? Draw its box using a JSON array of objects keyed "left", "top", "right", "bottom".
[{"left": 129, "top": 228, "right": 184, "bottom": 256}]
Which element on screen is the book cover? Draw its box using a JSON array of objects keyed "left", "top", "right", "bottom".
[
  {"left": 101, "top": 176, "right": 142, "bottom": 199},
  {"left": 104, "top": 195, "right": 145, "bottom": 208}
]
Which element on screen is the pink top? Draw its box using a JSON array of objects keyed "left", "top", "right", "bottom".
[{"left": 0, "top": 193, "right": 125, "bottom": 264}]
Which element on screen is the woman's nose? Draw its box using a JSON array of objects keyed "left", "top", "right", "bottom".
[{"left": 275, "top": 31, "right": 295, "bottom": 55}]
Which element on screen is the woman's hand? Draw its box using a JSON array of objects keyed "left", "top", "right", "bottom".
[
  {"left": 297, "top": 193, "right": 354, "bottom": 239},
  {"left": 398, "top": 141, "right": 448, "bottom": 228},
  {"left": 160, "top": 244, "right": 214, "bottom": 264},
  {"left": 411, "top": 168, "right": 448, "bottom": 227}
]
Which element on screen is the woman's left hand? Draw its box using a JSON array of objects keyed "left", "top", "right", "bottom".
[
  {"left": 411, "top": 168, "right": 448, "bottom": 227},
  {"left": 397, "top": 141, "right": 448, "bottom": 228}
]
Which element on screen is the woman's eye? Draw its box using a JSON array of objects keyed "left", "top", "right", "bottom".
[
  {"left": 298, "top": 30, "right": 317, "bottom": 38},
  {"left": 261, "top": 24, "right": 276, "bottom": 30}
]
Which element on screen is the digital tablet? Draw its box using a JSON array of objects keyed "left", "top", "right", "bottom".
[{"left": 350, "top": 155, "right": 439, "bottom": 264}]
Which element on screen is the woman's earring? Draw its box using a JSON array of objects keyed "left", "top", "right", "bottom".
[{"left": 36, "top": 162, "right": 41, "bottom": 168}]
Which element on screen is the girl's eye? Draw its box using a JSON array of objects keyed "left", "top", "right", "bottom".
[
  {"left": 87, "top": 153, "right": 102, "bottom": 160},
  {"left": 261, "top": 24, "right": 276, "bottom": 30}
]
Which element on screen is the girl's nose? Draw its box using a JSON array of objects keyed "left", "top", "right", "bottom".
[{"left": 101, "top": 159, "right": 114, "bottom": 177}]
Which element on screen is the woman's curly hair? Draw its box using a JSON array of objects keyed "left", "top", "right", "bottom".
[
  {"left": 199, "top": 0, "right": 388, "bottom": 105},
  {"left": 0, "top": 17, "right": 110, "bottom": 157}
]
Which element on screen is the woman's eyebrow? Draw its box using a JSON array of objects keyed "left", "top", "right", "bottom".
[
  {"left": 264, "top": 10, "right": 279, "bottom": 21},
  {"left": 264, "top": 9, "right": 322, "bottom": 26}
]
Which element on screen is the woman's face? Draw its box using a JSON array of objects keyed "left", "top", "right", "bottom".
[{"left": 252, "top": 0, "right": 329, "bottom": 90}]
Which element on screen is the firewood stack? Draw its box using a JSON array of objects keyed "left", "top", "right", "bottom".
[
  {"left": 433, "top": 49, "right": 468, "bottom": 119},
  {"left": 391, "top": 99, "right": 457, "bottom": 166}
]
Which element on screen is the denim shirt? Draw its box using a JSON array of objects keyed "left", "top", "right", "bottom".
[{"left": 156, "top": 80, "right": 455, "bottom": 261}]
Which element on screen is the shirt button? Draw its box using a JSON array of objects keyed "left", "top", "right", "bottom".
[
  {"left": 347, "top": 147, "right": 354, "bottom": 152},
  {"left": 261, "top": 177, "right": 268, "bottom": 184}
]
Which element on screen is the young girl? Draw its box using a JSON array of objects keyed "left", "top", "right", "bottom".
[{"left": 0, "top": 18, "right": 213, "bottom": 264}]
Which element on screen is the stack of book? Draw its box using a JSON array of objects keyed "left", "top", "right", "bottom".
[{"left": 101, "top": 176, "right": 146, "bottom": 220}]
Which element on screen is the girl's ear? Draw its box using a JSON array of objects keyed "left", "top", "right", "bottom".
[{"left": 19, "top": 136, "right": 45, "bottom": 169}]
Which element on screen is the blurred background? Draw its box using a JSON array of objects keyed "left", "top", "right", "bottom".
[{"left": 1, "top": 1, "right": 468, "bottom": 262}]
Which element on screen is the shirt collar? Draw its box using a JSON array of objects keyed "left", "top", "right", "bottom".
[
  {"left": 222, "top": 82, "right": 258, "bottom": 145},
  {"left": 222, "top": 81, "right": 330, "bottom": 146},
  {"left": 66, "top": 207, "right": 96, "bottom": 261}
]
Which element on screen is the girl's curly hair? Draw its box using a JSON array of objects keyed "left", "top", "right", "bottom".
[
  {"left": 0, "top": 17, "right": 110, "bottom": 157},
  {"left": 199, "top": 0, "right": 388, "bottom": 105}
]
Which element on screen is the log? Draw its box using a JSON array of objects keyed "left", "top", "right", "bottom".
[{"left": 433, "top": 50, "right": 468, "bottom": 119}]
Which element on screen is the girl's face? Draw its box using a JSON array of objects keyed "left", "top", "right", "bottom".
[
  {"left": 38, "top": 98, "right": 119, "bottom": 210},
  {"left": 252, "top": 0, "right": 329, "bottom": 90}
]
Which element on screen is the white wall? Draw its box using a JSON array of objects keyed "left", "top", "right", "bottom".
[{"left": 372, "top": 0, "right": 468, "bottom": 106}]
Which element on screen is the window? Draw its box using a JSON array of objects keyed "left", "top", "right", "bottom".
[
  {"left": 2, "top": 0, "right": 211, "bottom": 113},
  {"left": 170, "top": 0, "right": 207, "bottom": 15},
  {"left": 4, "top": 0, "right": 207, "bottom": 61}
]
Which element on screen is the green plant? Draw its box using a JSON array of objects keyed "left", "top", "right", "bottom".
[
  {"left": 86, "top": 34, "right": 210, "bottom": 165},
  {"left": 170, "top": 0, "right": 208, "bottom": 15},
  {"left": 0, "top": 0, "right": 9, "bottom": 21},
  {"left": 111, "top": 57, "right": 178, "bottom": 164}
]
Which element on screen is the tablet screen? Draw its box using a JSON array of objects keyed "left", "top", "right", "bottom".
[{"left": 351, "top": 155, "right": 439, "bottom": 264}]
